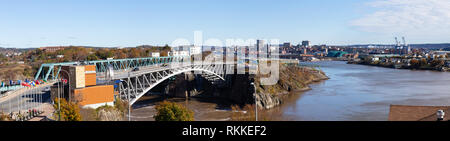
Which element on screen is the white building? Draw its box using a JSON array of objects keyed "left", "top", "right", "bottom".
[
  {"left": 169, "top": 51, "right": 179, "bottom": 57},
  {"left": 189, "top": 46, "right": 202, "bottom": 55},
  {"left": 179, "top": 51, "right": 189, "bottom": 56},
  {"left": 169, "top": 51, "right": 189, "bottom": 57},
  {"left": 150, "top": 52, "right": 160, "bottom": 57}
]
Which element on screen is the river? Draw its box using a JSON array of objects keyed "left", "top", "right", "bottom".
[
  {"left": 276, "top": 61, "right": 450, "bottom": 121},
  {"left": 130, "top": 61, "right": 450, "bottom": 121}
]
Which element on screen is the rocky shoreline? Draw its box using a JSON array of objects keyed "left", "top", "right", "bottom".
[
  {"left": 348, "top": 60, "right": 449, "bottom": 72},
  {"left": 254, "top": 64, "right": 329, "bottom": 109},
  {"left": 165, "top": 63, "right": 329, "bottom": 110}
]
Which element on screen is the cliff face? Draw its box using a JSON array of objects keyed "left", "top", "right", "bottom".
[
  {"left": 253, "top": 64, "right": 329, "bottom": 109},
  {"left": 167, "top": 72, "right": 201, "bottom": 98},
  {"left": 217, "top": 64, "right": 328, "bottom": 109}
]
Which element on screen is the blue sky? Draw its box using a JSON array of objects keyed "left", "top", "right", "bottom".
[{"left": 1, "top": 0, "right": 449, "bottom": 48}]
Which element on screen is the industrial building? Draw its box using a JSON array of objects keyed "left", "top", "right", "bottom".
[
  {"left": 51, "top": 65, "right": 115, "bottom": 109},
  {"left": 302, "top": 40, "right": 311, "bottom": 47}
]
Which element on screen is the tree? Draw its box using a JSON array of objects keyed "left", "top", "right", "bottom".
[
  {"left": 115, "top": 50, "right": 127, "bottom": 59},
  {"left": 162, "top": 44, "right": 171, "bottom": 50},
  {"left": 154, "top": 101, "right": 194, "bottom": 121},
  {"left": 53, "top": 98, "right": 81, "bottom": 121},
  {"left": 420, "top": 58, "right": 428, "bottom": 66},
  {"left": 430, "top": 60, "right": 444, "bottom": 68},
  {"left": 129, "top": 48, "right": 141, "bottom": 58},
  {"left": 87, "top": 54, "right": 99, "bottom": 61},
  {"left": 410, "top": 59, "right": 420, "bottom": 69},
  {"left": 95, "top": 49, "right": 114, "bottom": 59},
  {"left": 73, "top": 47, "right": 89, "bottom": 61}
]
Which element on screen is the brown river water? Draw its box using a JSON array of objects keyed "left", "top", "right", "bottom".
[{"left": 130, "top": 61, "right": 450, "bottom": 121}]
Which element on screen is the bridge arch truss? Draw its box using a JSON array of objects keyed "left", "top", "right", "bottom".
[{"left": 117, "top": 63, "right": 235, "bottom": 105}]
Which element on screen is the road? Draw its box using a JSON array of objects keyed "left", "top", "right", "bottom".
[{"left": 0, "top": 85, "right": 52, "bottom": 114}]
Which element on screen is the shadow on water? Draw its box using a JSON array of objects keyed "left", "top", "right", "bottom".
[{"left": 132, "top": 93, "right": 235, "bottom": 111}]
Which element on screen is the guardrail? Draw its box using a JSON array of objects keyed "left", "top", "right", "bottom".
[{"left": 0, "top": 85, "right": 26, "bottom": 93}]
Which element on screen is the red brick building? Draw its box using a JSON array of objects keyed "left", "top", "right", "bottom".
[{"left": 39, "top": 46, "right": 65, "bottom": 53}]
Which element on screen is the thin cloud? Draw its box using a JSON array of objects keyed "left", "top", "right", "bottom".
[{"left": 351, "top": 0, "right": 450, "bottom": 36}]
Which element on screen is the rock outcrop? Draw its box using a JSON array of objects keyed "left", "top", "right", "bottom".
[{"left": 253, "top": 64, "right": 329, "bottom": 109}]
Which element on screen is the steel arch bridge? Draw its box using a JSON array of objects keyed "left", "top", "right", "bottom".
[
  {"left": 115, "top": 63, "right": 235, "bottom": 105},
  {"left": 34, "top": 56, "right": 237, "bottom": 105}
]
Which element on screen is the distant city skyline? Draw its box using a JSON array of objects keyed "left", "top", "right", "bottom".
[{"left": 1, "top": 0, "right": 449, "bottom": 48}]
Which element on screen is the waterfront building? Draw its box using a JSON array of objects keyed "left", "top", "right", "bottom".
[
  {"left": 257, "top": 40, "right": 264, "bottom": 58},
  {"left": 283, "top": 42, "right": 291, "bottom": 49},
  {"left": 302, "top": 40, "right": 311, "bottom": 48},
  {"left": 169, "top": 51, "right": 189, "bottom": 57},
  {"left": 189, "top": 46, "right": 202, "bottom": 55}
]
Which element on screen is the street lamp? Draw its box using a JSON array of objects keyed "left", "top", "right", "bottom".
[
  {"left": 59, "top": 69, "right": 71, "bottom": 102},
  {"left": 250, "top": 82, "right": 257, "bottom": 121},
  {"left": 58, "top": 69, "right": 70, "bottom": 121}
]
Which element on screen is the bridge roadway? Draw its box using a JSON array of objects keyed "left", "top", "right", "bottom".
[{"left": 0, "top": 84, "right": 53, "bottom": 120}]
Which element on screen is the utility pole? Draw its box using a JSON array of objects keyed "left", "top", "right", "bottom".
[
  {"left": 128, "top": 72, "right": 131, "bottom": 121},
  {"left": 38, "top": 87, "right": 41, "bottom": 114},
  {"left": 58, "top": 79, "right": 61, "bottom": 121},
  {"left": 250, "top": 82, "right": 257, "bottom": 121},
  {"left": 32, "top": 86, "right": 35, "bottom": 114},
  {"left": 9, "top": 90, "right": 11, "bottom": 114}
]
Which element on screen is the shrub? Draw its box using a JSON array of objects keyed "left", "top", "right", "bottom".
[
  {"left": 53, "top": 98, "right": 81, "bottom": 121},
  {"left": 95, "top": 105, "right": 124, "bottom": 121},
  {"left": 0, "top": 112, "right": 12, "bottom": 121},
  {"left": 79, "top": 107, "right": 97, "bottom": 121},
  {"left": 154, "top": 101, "right": 194, "bottom": 121},
  {"left": 114, "top": 98, "right": 129, "bottom": 115}
]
